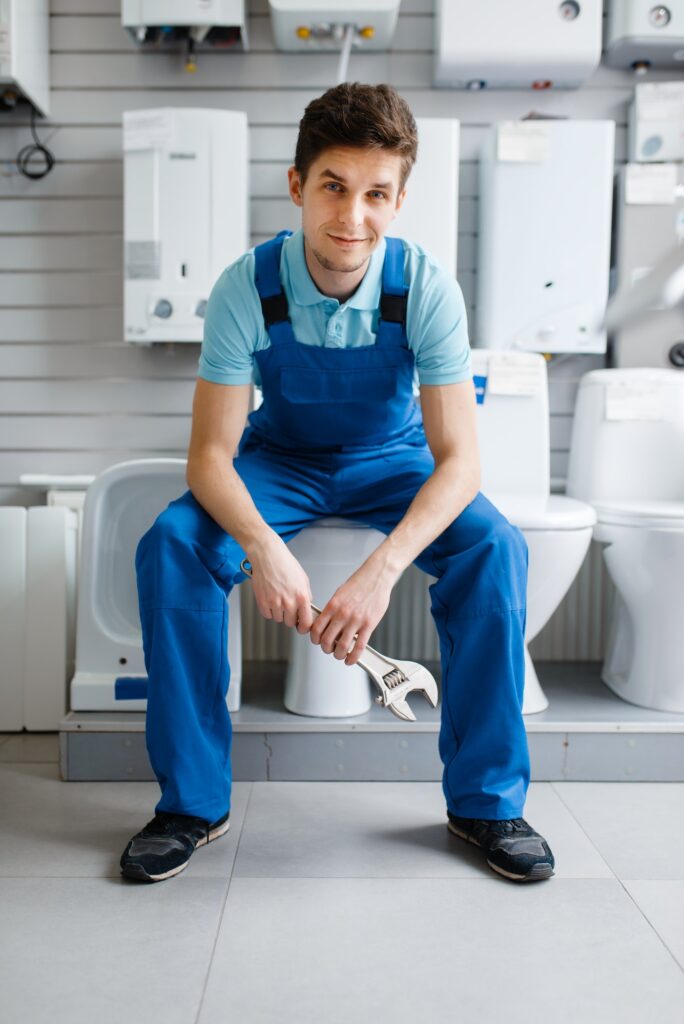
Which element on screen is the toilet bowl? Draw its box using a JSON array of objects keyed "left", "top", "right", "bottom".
[
  {"left": 284, "top": 519, "right": 388, "bottom": 717},
  {"left": 70, "top": 458, "right": 242, "bottom": 713},
  {"left": 566, "top": 368, "right": 684, "bottom": 712},
  {"left": 290, "top": 351, "right": 596, "bottom": 717}
]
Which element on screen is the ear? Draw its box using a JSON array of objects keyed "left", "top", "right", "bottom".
[
  {"left": 288, "top": 165, "right": 303, "bottom": 208},
  {"left": 391, "top": 188, "right": 407, "bottom": 220}
]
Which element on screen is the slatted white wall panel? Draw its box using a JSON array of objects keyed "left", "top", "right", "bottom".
[{"left": 2, "top": 0, "right": 665, "bottom": 659}]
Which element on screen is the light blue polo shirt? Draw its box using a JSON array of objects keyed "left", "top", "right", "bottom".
[{"left": 198, "top": 229, "right": 471, "bottom": 391}]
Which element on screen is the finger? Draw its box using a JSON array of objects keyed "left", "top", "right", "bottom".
[
  {"left": 296, "top": 598, "right": 314, "bottom": 634},
  {"left": 333, "top": 624, "right": 360, "bottom": 661},
  {"left": 310, "top": 609, "right": 330, "bottom": 645},
  {"left": 320, "top": 617, "right": 346, "bottom": 655},
  {"left": 344, "top": 626, "right": 373, "bottom": 666}
]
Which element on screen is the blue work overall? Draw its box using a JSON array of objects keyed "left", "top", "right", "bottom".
[{"left": 135, "top": 232, "right": 531, "bottom": 825}]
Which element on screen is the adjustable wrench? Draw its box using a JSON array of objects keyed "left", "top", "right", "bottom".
[{"left": 240, "top": 558, "right": 439, "bottom": 722}]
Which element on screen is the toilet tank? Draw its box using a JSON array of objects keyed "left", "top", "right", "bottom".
[
  {"left": 566, "top": 368, "right": 684, "bottom": 503},
  {"left": 471, "top": 350, "right": 550, "bottom": 504}
]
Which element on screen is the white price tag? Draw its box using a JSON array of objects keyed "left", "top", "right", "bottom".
[
  {"left": 605, "top": 381, "right": 662, "bottom": 421},
  {"left": 497, "top": 122, "right": 550, "bottom": 163},
  {"left": 487, "top": 353, "right": 545, "bottom": 396},
  {"left": 636, "top": 82, "right": 684, "bottom": 122},
  {"left": 625, "top": 163, "right": 677, "bottom": 205},
  {"left": 123, "top": 110, "right": 176, "bottom": 152}
]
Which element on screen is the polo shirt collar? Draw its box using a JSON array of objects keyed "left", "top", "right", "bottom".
[{"left": 284, "top": 229, "right": 386, "bottom": 310}]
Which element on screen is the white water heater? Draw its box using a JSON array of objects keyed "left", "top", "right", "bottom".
[
  {"left": 434, "top": 0, "right": 602, "bottom": 90},
  {"left": 0, "top": 0, "right": 50, "bottom": 116},
  {"left": 268, "top": 1, "right": 400, "bottom": 50},
  {"left": 391, "top": 118, "right": 460, "bottom": 278},
  {"left": 476, "top": 120, "right": 615, "bottom": 354},
  {"left": 123, "top": 107, "right": 249, "bottom": 345},
  {"left": 122, "top": 0, "right": 248, "bottom": 62},
  {"left": 606, "top": 0, "right": 684, "bottom": 72}
]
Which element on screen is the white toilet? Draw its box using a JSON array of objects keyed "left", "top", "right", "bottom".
[
  {"left": 471, "top": 350, "right": 596, "bottom": 713},
  {"left": 285, "top": 351, "right": 597, "bottom": 717},
  {"left": 566, "top": 368, "right": 684, "bottom": 712},
  {"left": 70, "top": 459, "right": 243, "bottom": 713}
]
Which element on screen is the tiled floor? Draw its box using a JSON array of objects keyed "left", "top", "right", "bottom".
[{"left": 0, "top": 733, "right": 682, "bottom": 1024}]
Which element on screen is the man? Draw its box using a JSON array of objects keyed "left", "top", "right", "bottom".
[{"left": 120, "top": 83, "right": 555, "bottom": 885}]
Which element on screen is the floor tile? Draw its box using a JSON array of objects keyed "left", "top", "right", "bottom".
[
  {"left": 0, "top": 877, "right": 227, "bottom": 1024},
  {"left": 233, "top": 781, "right": 613, "bottom": 879},
  {"left": 623, "top": 880, "right": 684, "bottom": 969},
  {"left": 0, "top": 763, "right": 251, "bottom": 879},
  {"left": 552, "top": 782, "right": 684, "bottom": 879},
  {"left": 199, "top": 878, "right": 684, "bottom": 1024},
  {"left": 0, "top": 732, "right": 58, "bottom": 762}
]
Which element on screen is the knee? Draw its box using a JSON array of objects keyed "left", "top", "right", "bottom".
[
  {"left": 481, "top": 518, "right": 528, "bottom": 602},
  {"left": 135, "top": 507, "right": 185, "bottom": 572}
]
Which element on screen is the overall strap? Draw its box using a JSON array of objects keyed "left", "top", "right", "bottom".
[
  {"left": 253, "top": 230, "right": 295, "bottom": 347},
  {"left": 377, "top": 236, "right": 409, "bottom": 348}
]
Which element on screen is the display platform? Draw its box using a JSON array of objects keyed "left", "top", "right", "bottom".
[{"left": 59, "top": 661, "right": 684, "bottom": 783}]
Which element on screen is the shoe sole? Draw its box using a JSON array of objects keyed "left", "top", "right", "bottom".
[
  {"left": 447, "top": 820, "right": 554, "bottom": 882},
  {"left": 121, "top": 818, "right": 231, "bottom": 883}
]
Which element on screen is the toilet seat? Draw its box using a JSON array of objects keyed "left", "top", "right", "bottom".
[
  {"left": 492, "top": 495, "right": 597, "bottom": 531},
  {"left": 594, "top": 499, "right": 684, "bottom": 530}
]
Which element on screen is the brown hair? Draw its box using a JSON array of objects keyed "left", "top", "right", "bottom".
[{"left": 294, "top": 82, "right": 418, "bottom": 195}]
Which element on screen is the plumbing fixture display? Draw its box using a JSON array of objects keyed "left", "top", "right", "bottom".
[
  {"left": 0, "top": 0, "right": 50, "bottom": 116},
  {"left": 476, "top": 119, "right": 615, "bottom": 354},
  {"left": 267, "top": 1, "right": 400, "bottom": 51},
  {"left": 123, "top": 107, "right": 249, "bottom": 344},
  {"left": 605, "top": 0, "right": 684, "bottom": 72},
  {"left": 610, "top": 162, "right": 684, "bottom": 369},
  {"left": 434, "top": 0, "right": 602, "bottom": 90},
  {"left": 122, "top": 0, "right": 248, "bottom": 71},
  {"left": 629, "top": 81, "right": 684, "bottom": 162}
]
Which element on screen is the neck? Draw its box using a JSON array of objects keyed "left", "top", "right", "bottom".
[{"left": 303, "top": 237, "right": 371, "bottom": 303}]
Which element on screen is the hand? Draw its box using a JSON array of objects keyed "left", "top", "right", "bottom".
[
  {"left": 247, "top": 536, "right": 315, "bottom": 634},
  {"left": 310, "top": 557, "right": 397, "bottom": 666}
]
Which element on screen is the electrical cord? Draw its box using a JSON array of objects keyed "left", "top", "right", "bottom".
[{"left": 16, "top": 103, "right": 55, "bottom": 180}]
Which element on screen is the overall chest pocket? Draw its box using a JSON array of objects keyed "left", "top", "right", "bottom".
[{"left": 280, "top": 366, "right": 399, "bottom": 404}]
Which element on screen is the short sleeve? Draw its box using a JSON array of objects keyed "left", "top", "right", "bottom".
[
  {"left": 406, "top": 251, "right": 472, "bottom": 386},
  {"left": 197, "top": 253, "right": 262, "bottom": 385}
]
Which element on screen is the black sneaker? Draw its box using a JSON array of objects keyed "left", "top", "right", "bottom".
[
  {"left": 447, "top": 812, "right": 555, "bottom": 882},
  {"left": 120, "top": 809, "right": 230, "bottom": 883}
]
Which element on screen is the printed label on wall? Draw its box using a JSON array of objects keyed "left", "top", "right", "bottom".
[
  {"left": 605, "top": 381, "right": 662, "bottom": 421},
  {"left": 487, "top": 353, "right": 544, "bottom": 396},
  {"left": 125, "top": 241, "right": 161, "bottom": 280},
  {"left": 497, "top": 122, "right": 549, "bottom": 163},
  {"left": 626, "top": 163, "right": 676, "bottom": 205},
  {"left": 0, "top": 22, "right": 11, "bottom": 63},
  {"left": 123, "top": 110, "right": 176, "bottom": 152}
]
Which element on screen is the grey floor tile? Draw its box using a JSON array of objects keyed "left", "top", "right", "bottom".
[
  {"left": 552, "top": 782, "right": 684, "bottom": 880},
  {"left": 0, "top": 732, "right": 58, "bottom": 762},
  {"left": 623, "top": 880, "right": 684, "bottom": 969},
  {"left": 233, "top": 781, "right": 613, "bottom": 879},
  {"left": 0, "top": 876, "right": 228, "bottom": 1024},
  {"left": 198, "top": 878, "right": 684, "bottom": 1024},
  {"left": 0, "top": 763, "right": 251, "bottom": 879}
]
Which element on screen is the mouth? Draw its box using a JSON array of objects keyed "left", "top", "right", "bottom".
[{"left": 328, "top": 234, "right": 368, "bottom": 248}]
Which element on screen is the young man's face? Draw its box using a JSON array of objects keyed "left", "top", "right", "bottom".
[{"left": 288, "top": 146, "right": 406, "bottom": 278}]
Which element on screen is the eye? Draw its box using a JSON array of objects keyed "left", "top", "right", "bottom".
[
  {"left": 324, "top": 182, "right": 342, "bottom": 192},
  {"left": 370, "top": 191, "right": 387, "bottom": 201}
]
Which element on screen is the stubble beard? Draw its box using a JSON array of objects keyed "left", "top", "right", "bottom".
[{"left": 311, "top": 243, "right": 369, "bottom": 276}]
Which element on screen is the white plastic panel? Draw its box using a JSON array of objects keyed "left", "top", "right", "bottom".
[
  {"left": 606, "top": 0, "right": 684, "bottom": 71},
  {"left": 434, "top": 0, "right": 602, "bottom": 89},
  {"left": 24, "top": 507, "right": 78, "bottom": 731},
  {"left": 476, "top": 120, "right": 615, "bottom": 354},
  {"left": 629, "top": 81, "right": 684, "bottom": 162},
  {"left": 0, "top": 508, "right": 26, "bottom": 731},
  {"left": 391, "top": 118, "right": 459, "bottom": 277},
  {"left": 123, "top": 108, "right": 249, "bottom": 344},
  {"left": 0, "top": 0, "right": 50, "bottom": 116},
  {"left": 268, "top": 1, "right": 400, "bottom": 50}
]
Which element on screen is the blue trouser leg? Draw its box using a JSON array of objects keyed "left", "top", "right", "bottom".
[
  {"left": 333, "top": 442, "right": 531, "bottom": 820},
  {"left": 135, "top": 445, "right": 331, "bottom": 821}
]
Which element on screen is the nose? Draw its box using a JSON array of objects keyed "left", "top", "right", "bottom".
[{"left": 337, "top": 193, "right": 364, "bottom": 231}]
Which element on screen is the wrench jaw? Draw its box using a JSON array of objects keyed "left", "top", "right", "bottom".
[{"left": 374, "top": 692, "right": 417, "bottom": 722}]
